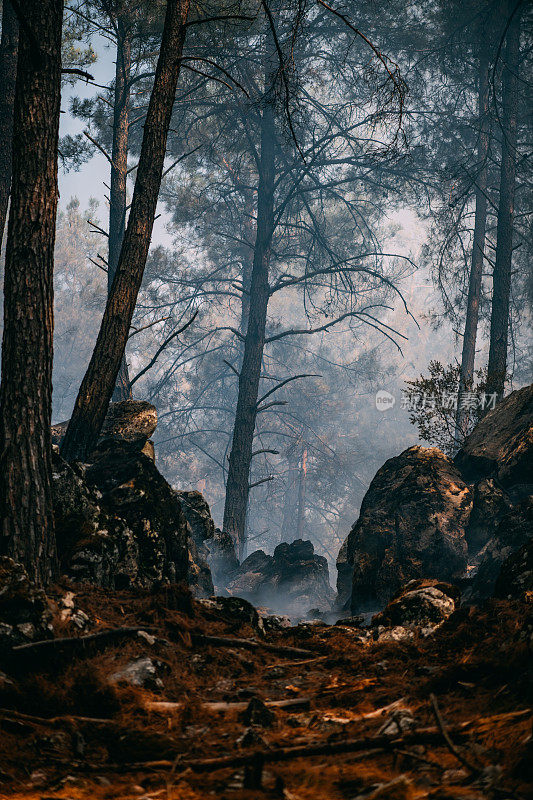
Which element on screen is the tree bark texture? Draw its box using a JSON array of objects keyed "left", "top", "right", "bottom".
[
  {"left": 223, "top": 48, "right": 276, "bottom": 559},
  {"left": 0, "top": 0, "right": 18, "bottom": 251},
  {"left": 455, "top": 44, "right": 491, "bottom": 438},
  {"left": 486, "top": 3, "right": 521, "bottom": 400},
  {"left": 0, "top": 0, "right": 63, "bottom": 584},
  {"left": 60, "top": 0, "right": 190, "bottom": 463},
  {"left": 109, "top": 14, "right": 133, "bottom": 401}
]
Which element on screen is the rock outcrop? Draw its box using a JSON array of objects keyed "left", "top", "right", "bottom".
[
  {"left": 455, "top": 383, "right": 533, "bottom": 496},
  {"left": 338, "top": 384, "right": 533, "bottom": 612},
  {"left": 0, "top": 558, "right": 54, "bottom": 655},
  {"left": 52, "top": 400, "right": 157, "bottom": 455},
  {"left": 465, "top": 478, "right": 513, "bottom": 555},
  {"left": 471, "top": 497, "right": 533, "bottom": 599},
  {"left": 459, "top": 386, "right": 533, "bottom": 599},
  {"left": 178, "top": 491, "right": 238, "bottom": 594},
  {"left": 342, "top": 447, "right": 471, "bottom": 612},
  {"left": 52, "top": 411, "right": 219, "bottom": 596},
  {"left": 227, "top": 539, "right": 334, "bottom": 618},
  {"left": 84, "top": 441, "right": 190, "bottom": 587},
  {"left": 495, "top": 530, "right": 533, "bottom": 601}
]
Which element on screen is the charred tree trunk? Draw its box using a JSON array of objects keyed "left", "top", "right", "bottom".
[
  {"left": 295, "top": 447, "right": 307, "bottom": 540},
  {"left": 238, "top": 190, "right": 256, "bottom": 334},
  {"left": 223, "top": 55, "right": 276, "bottom": 559},
  {"left": 281, "top": 448, "right": 299, "bottom": 542},
  {"left": 455, "top": 45, "right": 491, "bottom": 439},
  {"left": 0, "top": 0, "right": 63, "bottom": 584},
  {"left": 0, "top": 0, "right": 18, "bottom": 251},
  {"left": 486, "top": 4, "right": 521, "bottom": 401},
  {"left": 60, "top": 0, "right": 190, "bottom": 463},
  {"left": 109, "top": 16, "right": 133, "bottom": 401}
]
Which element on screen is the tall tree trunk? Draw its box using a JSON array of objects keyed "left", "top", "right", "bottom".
[
  {"left": 0, "top": 0, "right": 63, "bottom": 584},
  {"left": 238, "top": 189, "right": 255, "bottom": 334},
  {"left": 60, "top": 0, "right": 190, "bottom": 463},
  {"left": 109, "top": 15, "right": 132, "bottom": 401},
  {"left": 295, "top": 446, "right": 307, "bottom": 540},
  {"left": 281, "top": 447, "right": 299, "bottom": 542},
  {"left": 455, "top": 44, "right": 491, "bottom": 439},
  {"left": 223, "top": 52, "right": 276, "bottom": 559},
  {"left": 0, "top": 0, "right": 18, "bottom": 251},
  {"left": 486, "top": 3, "right": 521, "bottom": 401}
]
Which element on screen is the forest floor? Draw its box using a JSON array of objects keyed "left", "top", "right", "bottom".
[{"left": 0, "top": 585, "right": 531, "bottom": 800}]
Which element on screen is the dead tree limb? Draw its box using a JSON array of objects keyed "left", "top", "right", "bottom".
[
  {"left": 9, "top": 627, "right": 156, "bottom": 665},
  {"left": 129, "top": 310, "right": 198, "bottom": 388},
  {"left": 146, "top": 697, "right": 311, "bottom": 714},
  {"left": 430, "top": 693, "right": 480, "bottom": 775},
  {"left": 191, "top": 633, "right": 316, "bottom": 659},
  {"left": 80, "top": 714, "right": 531, "bottom": 773}
]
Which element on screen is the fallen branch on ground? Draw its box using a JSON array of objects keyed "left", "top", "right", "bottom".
[
  {"left": 146, "top": 697, "right": 311, "bottom": 714},
  {"left": 9, "top": 627, "right": 157, "bottom": 663},
  {"left": 0, "top": 708, "right": 116, "bottom": 727},
  {"left": 265, "top": 655, "right": 328, "bottom": 669},
  {"left": 430, "top": 693, "right": 480, "bottom": 774},
  {"left": 191, "top": 633, "right": 316, "bottom": 659},
  {"left": 75, "top": 709, "right": 531, "bottom": 773}
]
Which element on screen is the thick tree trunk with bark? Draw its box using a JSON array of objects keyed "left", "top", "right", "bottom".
[
  {"left": 486, "top": 4, "right": 521, "bottom": 401},
  {"left": 455, "top": 45, "right": 491, "bottom": 439},
  {"left": 0, "top": 0, "right": 63, "bottom": 584},
  {"left": 223, "top": 63, "right": 276, "bottom": 559},
  {"left": 60, "top": 0, "right": 190, "bottom": 463},
  {"left": 109, "top": 16, "right": 133, "bottom": 401},
  {"left": 0, "top": 0, "right": 18, "bottom": 251}
]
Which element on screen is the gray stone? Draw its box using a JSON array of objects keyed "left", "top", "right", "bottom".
[
  {"left": 227, "top": 539, "right": 334, "bottom": 618},
  {"left": 371, "top": 579, "right": 459, "bottom": 628},
  {"left": 108, "top": 657, "right": 163, "bottom": 690}
]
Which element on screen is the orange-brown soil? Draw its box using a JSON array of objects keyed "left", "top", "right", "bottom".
[{"left": 0, "top": 584, "right": 531, "bottom": 800}]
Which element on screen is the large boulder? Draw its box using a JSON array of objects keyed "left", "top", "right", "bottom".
[
  {"left": 227, "top": 539, "right": 334, "bottom": 617},
  {"left": 83, "top": 441, "right": 190, "bottom": 587},
  {"left": 470, "top": 497, "right": 533, "bottom": 600},
  {"left": 465, "top": 478, "right": 513, "bottom": 555},
  {"left": 335, "top": 538, "right": 352, "bottom": 611},
  {"left": 0, "top": 558, "right": 54, "bottom": 655},
  {"left": 495, "top": 534, "right": 533, "bottom": 601},
  {"left": 205, "top": 528, "right": 239, "bottom": 592},
  {"left": 52, "top": 400, "right": 157, "bottom": 454},
  {"left": 52, "top": 452, "right": 142, "bottom": 589},
  {"left": 177, "top": 491, "right": 238, "bottom": 593},
  {"left": 455, "top": 384, "right": 533, "bottom": 497},
  {"left": 343, "top": 446, "right": 471, "bottom": 613},
  {"left": 52, "top": 440, "right": 209, "bottom": 591}
]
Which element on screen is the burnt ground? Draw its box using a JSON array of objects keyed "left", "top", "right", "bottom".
[{"left": 0, "top": 585, "right": 531, "bottom": 800}]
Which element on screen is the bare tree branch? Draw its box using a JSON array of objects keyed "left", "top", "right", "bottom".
[
  {"left": 256, "top": 374, "right": 320, "bottom": 408},
  {"left": 129, "top": 311, "right": 199, "bottom": 388}
]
